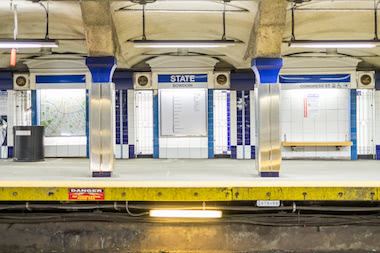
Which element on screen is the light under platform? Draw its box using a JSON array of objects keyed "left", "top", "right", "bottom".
[{"left": 0, "top": 158, "right": 379, "bottom": 201}]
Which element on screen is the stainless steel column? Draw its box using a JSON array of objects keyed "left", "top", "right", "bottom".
[
  {"left": 90, "top": 82, "right": 115, "bottom": 175},
  {"left": 86, "top": 57, "right": 116, "bottom": 177},
  {"left": 252, "top": 59, "right": 283, "bottom": 177}
]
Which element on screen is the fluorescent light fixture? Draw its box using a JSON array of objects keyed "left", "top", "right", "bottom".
[
  {"left": 289, "top": 40, "right": 380, "bottom": 49},
  {"left": 149, "top": 209, "right": 223, "bottom": 218},
  {"left": 134, "top": 40, "right": 235, "bottom": 48},
  {"left": 120, "top": 9, "right": 248, "bottom": 14},
  {"left": 0, "top": 39, "right": 58, "bottom": 49}
]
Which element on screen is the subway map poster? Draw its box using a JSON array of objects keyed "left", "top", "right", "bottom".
[{"left": 40, "top": 89, "right": 86, "bottom": 137}]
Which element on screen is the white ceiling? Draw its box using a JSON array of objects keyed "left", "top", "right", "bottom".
[{"left": 0, "top": 0, "right": 380, "bottom": 70}]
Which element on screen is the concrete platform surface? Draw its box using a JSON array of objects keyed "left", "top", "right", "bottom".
[{"left": 0, "top": 158, "right": 379, "bottom": 187}]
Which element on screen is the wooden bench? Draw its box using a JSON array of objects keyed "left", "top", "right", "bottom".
[{"left": 282, "top": 142, "right": 353, "bottom": 151}]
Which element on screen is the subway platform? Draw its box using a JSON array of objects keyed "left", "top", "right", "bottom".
[{"left": 0, "top": 158, "right": 379, "bottom": 202}]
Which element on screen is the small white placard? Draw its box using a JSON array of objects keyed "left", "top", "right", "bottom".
[
  {"left": 304, "top": 94, "right": 320, "bottom": 118},
  {"left": 256, "top": 200, "right": 281, "bottom": 207},
  {"left": 16, "top": 130, "right": 31, "bottom": 136}
]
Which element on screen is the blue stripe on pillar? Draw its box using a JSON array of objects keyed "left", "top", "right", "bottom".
[
  {"left": 0, "top": 72, "right": 12, "bottom": 90},
  {"left": 231, "top": 145, "right": 237, "bottom": 159},
  {"left": 227, "top": 91, "right": 231, "bottom": 151},
  {"left": 244, "top": 91, "right": 250, "bottom": 146},
  {"left": 86, "top": 57, "right": 116, "bottom": 83},
  {"left": 115, "top": 90, "right": 121, "bottom": 145},
  {"left": 7, "top": 146, "right": 13, "bottom": 158},
  {"left": 86, "top": 90, "right": 89, "bottom": 158},
  {"left": 252, "top": 58, "right": 283, "bottom": 84},
  {"left": 122, "top": 90, "right": 128, "bottom": 144},
  {"left": 236, "top": 91, "right": 243, "bottom": 146},
  {"left": 31, "top": 90, "right": 37, "bottom": 125},
  {"left": 251, "top": 145, "right": 256, "bottom": 159},
  {"left": 208, "top": 89, "right": 214, "bottom": 158},
  {"left": 129, "top": 144, "right": 135, "bottom": 159},
  {"left": 153, "top": 94, "right": 159, "bottom": 158},
  {"left": 376, "top": 145, "right": 380, "bottom": 160},
  {"left": 350, "top": 89, "right": 357, "bottom": 160}
]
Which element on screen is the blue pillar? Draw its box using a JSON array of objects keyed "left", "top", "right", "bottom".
[
  {"left": 252, "top": 58, "right": 283, "bottom": 178},
  {"left": 85, "top": 90, "right": 89, "bottom": 158},
  {"left": 153, "top": 93, "right": 159, "bottom": 158},
  {"left": 208, "top": 89, "right": 214, "bottom": 158},
  {"left": 86, "top": 57, "right": 117, "bottom": 177},
  {"left": 86, "top": 57, "right": 117, "bottom": 83},
  {"left": 252, "top": 59, "right": 283, "bottom": 83},
  {"left": 350, "top": 89, "right": 358, "bottom": 160},
  {"left": 31, "top": 90, "right": 37, "bottom": 126}
]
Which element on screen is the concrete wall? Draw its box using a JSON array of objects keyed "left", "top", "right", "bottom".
[{"left": 0, "top": 222, "right": 379, "bottom": 252}]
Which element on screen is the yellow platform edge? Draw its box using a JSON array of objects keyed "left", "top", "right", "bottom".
[{"left": 0, "top": 186, "right": 378, "bottom": 201}]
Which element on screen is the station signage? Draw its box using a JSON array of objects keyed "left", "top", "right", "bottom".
[
  {"left": 68, "top": 188, "right": 105, "bottom": 201},
  {"left": 282, "top": 83, "right": 350, "bottom": 89},
  {"left": 279, "top": 74, "right": 351, "bottom": 89},
  {"left": 158, "top": 74, "right": 208, "bottom": 89}
]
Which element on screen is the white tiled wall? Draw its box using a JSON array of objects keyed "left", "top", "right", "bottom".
[
  {"left": 7, "top": 91, "right": 32, "bottom": 147},
  {"left": 44, "top": 136, "right": 86, "bottom": 157},
  {"left": 1, "top": 91, "right": 32, "bottom": 158},
  {"left": 115, "top": 144, "right": 129, "bottom": 159},
  {"left": 376, "top": 91, "right": 380, "bottom": 146},
  {"left": 357, "top": 89, "right": 375, "bottom": 155},
  {"left": 213, "top": 90, "right": 230, "bottom": 155},
  {"left": 159, "top": 136, "right": 208, "bottom": 159},
  {"left": 250, "top": 89, "right": 256, "bottom": 148},
  {"left": 128, "top": 90, "right": 135, "bottom": 146},
  {"left": 281, "top": 88, "right": 351, "bottom": 159},
  {"left": 135, "top": 90, "right": 153, "bottom": 155}
]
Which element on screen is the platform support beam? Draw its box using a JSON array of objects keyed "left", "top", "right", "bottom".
[
  {"left": 252, "top": 59, "right": 283, "bottom": 177},
  {"left": 86, "top": 57, "right": 117, "bottom": 177},
  {"left": 246, "top": 0, "right": 287, "bottom": 177}
]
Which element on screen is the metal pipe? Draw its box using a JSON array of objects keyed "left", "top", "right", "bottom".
[
  {"left": 222, "top": 1, "right": 226, "bottom": 40},
  {"left": 375, "top": 0, "right": 380, "bottom": 40},
  {"left": 39, "top": 2, "right": 49, "bottom": 39},
  {"left": 291, "top": 3, "right": 296, "bottom": 40},
  {"left": 142, "top": 4, "right": 146, "bottom": 40}
]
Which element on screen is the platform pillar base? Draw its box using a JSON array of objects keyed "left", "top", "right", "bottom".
[
  {"left": 92, "top": 171, "right": 112, "bottom": 177},
  {"left": 260, "top": 172, "right": 279, "bottom": 177}
]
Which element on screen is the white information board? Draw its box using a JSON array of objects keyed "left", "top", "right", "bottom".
[{"left": 160, "top": 89, "right": 207, "bottom": 136}]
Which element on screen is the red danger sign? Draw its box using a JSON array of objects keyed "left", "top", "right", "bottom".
[{"left": 69, "top": 188, "right": 105, "bottom": 201}]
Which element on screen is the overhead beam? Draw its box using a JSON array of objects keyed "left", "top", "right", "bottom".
[
  {"left": 80, "top": 1, "right": 118, "bottom": 56},
  {"left": 244, "top": 0, "right": 288, "bottom": 59}
]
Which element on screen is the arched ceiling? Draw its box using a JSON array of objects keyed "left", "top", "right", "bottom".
[
  {"left": 282, "top": 0, "right": 380, "bottom": 70},
  {"left": 0, "top": 0, "right": 380, "bottom": 71}
]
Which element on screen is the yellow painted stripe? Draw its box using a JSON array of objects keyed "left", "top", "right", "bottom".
[{"left": 0, "top": 187, "right": 378, "bottom": 201}]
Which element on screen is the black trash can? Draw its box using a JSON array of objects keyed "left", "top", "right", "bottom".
[{"left": 13, "top": 126, "right": 45, "bottom": 162}]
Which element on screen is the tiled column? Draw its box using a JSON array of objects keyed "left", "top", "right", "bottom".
[
  {"left": 127, "top": 90, "right": 135, "bottom": 158},
  {"left": 375, "top": 82, "right": 380, "bottom": 160},
  {"left": 208, "top": 89, "right": 214, "bottom": 158},
  {"left": 153, "top": 90, "right": 159, "bottom": 158},
  {"left": 252, "top": 58, "right": 283, "bottom": 177},
  {"left": 86, "top": 57, "right": 116, "bottom": 177},
  {"left": 230, "top": 91, "right": 237, "bottom": 159},
  {"left": 115, "top": 90, "right": 130, "bottom": 159},
  {"left": 350, "top": 89, "right": 358, "bottom": 160}
]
